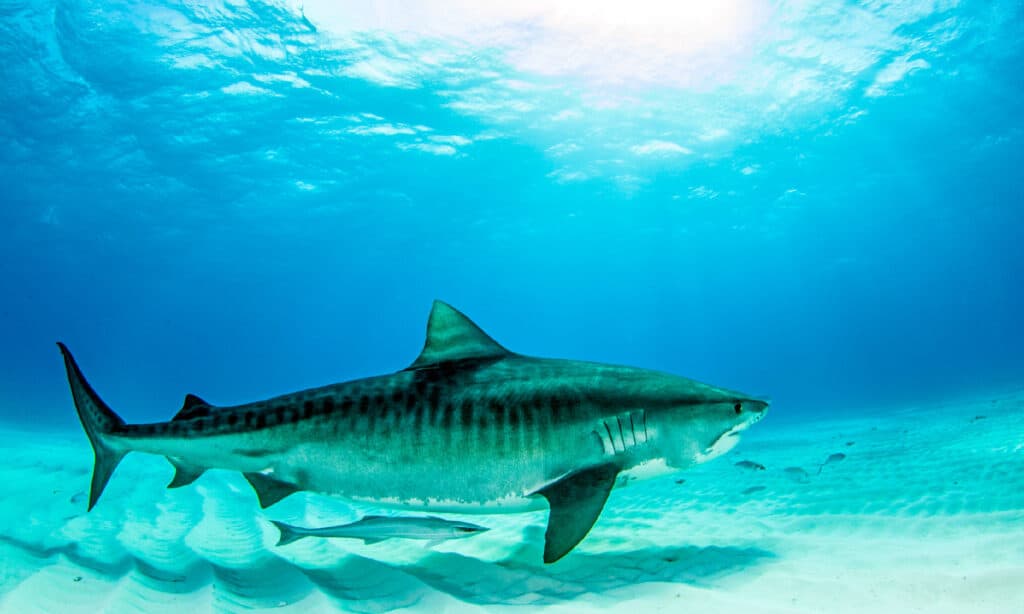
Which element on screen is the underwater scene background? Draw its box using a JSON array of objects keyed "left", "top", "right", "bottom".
[{"left": 1, "top": 0, "right": 1022, "bottom": 612}]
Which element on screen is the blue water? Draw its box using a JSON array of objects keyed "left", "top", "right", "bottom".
[
  {"left": 1, "top": 2, "right": 1023, "bottom": 610},
  {"left": 2, "top": 1, "right": 1022, "bottom": 428}
]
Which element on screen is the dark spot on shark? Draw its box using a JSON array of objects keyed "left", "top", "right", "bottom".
[
  {"left": 374, "top": 394, "right": 385, "bottom": 408},
  {"left": 245, "top": 411, "right": 255, "bottom": 426},
  {"left": 428, "top": 387, "right": 441, "bottom": 413},
  {"left": 256, "top": 413, "right": 266, "bottom": 429},
  {"left": 532, "top": 396, "right": 543, "bottom": 410},
  {"left": 415, "top": 380, "right": 427, "bottom": 396},
  {"left": 406, "top": 394, "right": 418, "bottom": 410},
  {"left": 210, "top": 414, "right": 221, "bottom": 429},
  {"left": 734, "top": 402, "right": 742, "bottom": 414},
  {"left": 359, "top": 396, "right": 370, "bottom": 415},
  {"left": 392, "top": 389, "right": 404, "bottom": 403},
  {"left": 193, "top": 419, "right": 204, "bottom": 433},
  {"left": 303, "top": 400, "right": 314, "bottom": 419},
  {"left": 460, "top": 399, "right": 474, "bottom": 426},
  {"left": 441, "top": 402, "right": 454, "bottom": 428},
  {"left": 228, "top": 413, "right": 239, "bottom": 426},
  {"left": 235, "top": 448, "right": 273, "bottom": 458},
  {"left": 509, "top": 405, "right": 520, "bottom": 426},
  {"left": 550, "top": 396, "right": 561, "bottom": 417}
]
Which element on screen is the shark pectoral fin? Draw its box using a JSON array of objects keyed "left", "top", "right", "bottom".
[
  {"left": 243, "top": 473, "right": 299, "bottom": 508},
  {"left": 166, "top": 459, "right": 205, "bottom": 488},
  {"left": 535, "top": 463, "right": 619, "bottom": 564}
]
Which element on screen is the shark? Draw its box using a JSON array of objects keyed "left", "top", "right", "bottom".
[
  {"left": 59, "top": 300, "right": 768, "bottom": 563},
  {"left": 271, "top": 515, "right": 489, "bottom": 547}
]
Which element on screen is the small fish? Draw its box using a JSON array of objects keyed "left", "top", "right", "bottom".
[
  {"left": 735, "top": 460, "right": 766, "bottom": 471},
  {"left": 845, "top": 441, "right": 855, "bottom": 447},
  {"left": 784, "top": 467, "right": 810, "bottom": 483},
  {"left": 817, "top": 453, "right": 846, "bottom": 474},
  {"left": 742, "top": 486, "right": 766, "bottom": 495},
  {"left": 272, "top": 515, "right": 489, "bottom": 547}
]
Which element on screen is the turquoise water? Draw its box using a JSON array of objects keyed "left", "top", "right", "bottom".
[{"left": 1, "top": 1, "right": 1022, "bottom": 611}]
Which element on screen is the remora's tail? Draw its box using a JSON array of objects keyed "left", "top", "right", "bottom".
[
  {"left": 271, "top": 521, "right": 306, "bottom": 546},
  {"left": 57, "top": 343, "right": 128, "bottom": 511}
]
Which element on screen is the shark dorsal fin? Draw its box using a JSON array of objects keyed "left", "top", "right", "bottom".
[
  {"left": 408, "top": 301, "right": 510, "bottom": 369},
  {"left": 172, "top": 394, "right": 211, "bottom": 421}
]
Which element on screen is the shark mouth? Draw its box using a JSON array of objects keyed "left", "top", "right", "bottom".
[{"left": 696, "top": 415, "right": 762, "bottom": 463}]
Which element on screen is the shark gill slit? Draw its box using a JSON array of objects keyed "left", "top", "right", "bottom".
[{"left": 603, "top": 422, "right": 617, "bottom": 453}]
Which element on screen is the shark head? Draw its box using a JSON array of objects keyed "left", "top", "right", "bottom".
[{"left": 634, "top": 372, "right": 769, "bottom": 470}]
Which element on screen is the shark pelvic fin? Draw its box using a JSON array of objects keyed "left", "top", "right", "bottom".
[
  {"left": 244, "top": 472, "right": 300, "bottom": 508},
  {"left": 408, "top": 301, "right": 510, "bottom": 369},
  {"left": 57, "top": 343, "right": 128, "bottom": 512},
  {"left": 271, "top": 520, "right": 305, "bottom": 546},
  {"left": 172, "top": 394, "right": 212, "bottom": 421},
  {"left": 535, "top": 463, "right": 619, "bottom": 564},
  {"left": 166, "top": 458, "right": 205, "bottom": 488}
]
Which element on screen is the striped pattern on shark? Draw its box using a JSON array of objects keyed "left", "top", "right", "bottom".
[{"left": 59, "top": 300, "right": 768, "bottom": 563}]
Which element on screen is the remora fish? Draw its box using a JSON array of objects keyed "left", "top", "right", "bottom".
[
  {"left": 59, "top": 300, "right": 768, "bottom": 563},
  {"left": 272, "top": 515, "right": 488, "bottom": 547}
]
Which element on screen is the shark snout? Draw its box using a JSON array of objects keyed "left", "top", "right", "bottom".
[{"left": 743, "top": 399, "right": 769, "bottom": 415}]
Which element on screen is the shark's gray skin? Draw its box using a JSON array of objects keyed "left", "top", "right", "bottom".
[
  {"left": 59, "top": 300, "right": 768, "bottom": 563},
  {"left": 272, "top": 515, "right": 489, "bottom": 547}
]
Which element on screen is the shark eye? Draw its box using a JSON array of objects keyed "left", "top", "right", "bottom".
[{"left": 734, "top": 403, "right": 742, "bottom": 414}]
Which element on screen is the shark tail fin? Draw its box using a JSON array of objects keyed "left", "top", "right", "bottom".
[
  {"left": 57, "top": 343, "right": 128, "bottom": 512},
  {"left": 271, "top": 521, "right": 306, "bottom": 546}
]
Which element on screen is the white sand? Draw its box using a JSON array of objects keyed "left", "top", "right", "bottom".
[{"left": 1, "top": 390, "right": 1022, "bottom": 613}]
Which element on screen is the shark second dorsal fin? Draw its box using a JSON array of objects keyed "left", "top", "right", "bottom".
[
  {"left": 534, "top": 463, "right": 619, "bottom": 563},
  {"left": 408, "top": 301, "right": 510, "bottom": 369},
  {"left": 172, "top": 394, "right": 211, "bottom": 421}
]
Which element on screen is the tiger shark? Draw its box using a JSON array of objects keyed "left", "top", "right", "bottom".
[{"left": 59, "top": 300, "right": 768, "bottom": 563}]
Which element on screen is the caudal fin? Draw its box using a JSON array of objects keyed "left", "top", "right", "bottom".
[
  {"left": 57, "top": 343, "right": 128, "bottom": 511},
  {"left": 271, "top": 520, "right": 306, "bottom": 546}
]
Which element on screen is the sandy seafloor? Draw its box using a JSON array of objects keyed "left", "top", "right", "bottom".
[{"left": 1, "top": 391, "right": 1021, "bottom": 613}]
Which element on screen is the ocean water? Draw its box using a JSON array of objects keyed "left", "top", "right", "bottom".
[{"left": 2, "top": 0, "right": 1023, "bottom": 612}]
